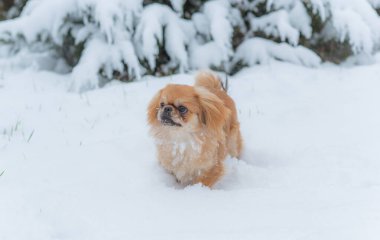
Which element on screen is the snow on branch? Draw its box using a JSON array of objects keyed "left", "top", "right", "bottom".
[
  {"left": 233, "top": 38, "right": 321, "bottom": 67},
  {"left": 203, "top": 0, "right": 233, "bottom": 58},
  {"left": 0, "top": 0, "right": 76, "bottom": 43},
  {"left": 328, "top": 0, "right": 380, "bottom": 54},
  {"left": 368, "top": 0, "right": 380, "bottom": 9},
  {"left": 0, "top": 0, "right": 380, "bottom": 90},
  {"left": 250, "top": 10, "right": 300, "bottom": 45},
  {"left": 134, "top": 3, "right": 190, "bottom": 72},
  {"left": 71, "top": 37, "right": 140, "bottom": 91},
  {"left": 189, "top": 0, "right": 234, "bottom": 70}
]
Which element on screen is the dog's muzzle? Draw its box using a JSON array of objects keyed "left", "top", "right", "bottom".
[{"left": 160, "top": 106, "right": 181, "bottom": 127}]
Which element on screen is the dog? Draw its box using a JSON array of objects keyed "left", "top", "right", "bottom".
[{"left": 147, "top": 71, "right": 242, "bottom": 187}]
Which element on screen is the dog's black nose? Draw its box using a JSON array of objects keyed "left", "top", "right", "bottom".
[{"left": 164, "top": 106, "right": 172, "bottom": 113}]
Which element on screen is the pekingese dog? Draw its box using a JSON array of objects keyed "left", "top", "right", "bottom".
[{"left": 147, "top": 71, "right": 242, "bottom": 187}]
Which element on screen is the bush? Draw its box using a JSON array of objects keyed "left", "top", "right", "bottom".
[{"left": 0, "top": 0, "right": 379, "bottom": 90}]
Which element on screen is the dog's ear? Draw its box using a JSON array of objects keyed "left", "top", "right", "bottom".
[
  {"left": 147, "top": 90, "right": 162, "bottom": 125},
  {"left": 195, "top": 87, "right": 229, "bottom": 133}
]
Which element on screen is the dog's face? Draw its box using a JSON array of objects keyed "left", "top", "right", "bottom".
[
  {"left": 149, "top": 84, "right": 201, "bottom": 130},
  {"left": 147, "top": 84, "right": 228, "bottom": 133}
]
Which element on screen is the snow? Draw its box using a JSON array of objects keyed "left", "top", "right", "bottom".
[
  {"left": 188, "top": 0, "right": 234, "bottom": 70},
  {"left": 170, "top": 0, "right": 185, "bottom": 14},
  {"left": 0, "top": 0, "right": 143, "bottom": 90},
  {"left": 70, "top": 37, "right": 140, "bottom": 92},
  {"left": 203, "top": 0, "right": 233, "bottom": 59},
  {"left": 369, "top": 0, "right": 380, "bottom": 8},
  {"left": 0, "top": 0, "right": 76, "bottom": 43},
  {"left": 250, "top": 10, "right": 300, "bottom": 46},
  {"left": 312, "top": 1, "right": 327, "bottom": 20},
  {"left": 233, "top": 38, "right": 321, "bottom": 67},
  {"left": 1, "top": 61, "right": 380, "bottom": 239},
  {"left": 1, "top": 0, "right": 380, "bottom": 91},
  {"left": 288, "top": 0, "right": 312, "bottom": 39},
  {"left": 326, "top": 0, "right": 380, "bottom": 54},
  {"left": 246, "top": 0, "right": 380, "bottom": 54},
  {"left": 332, "top": 8, "right": 373, "bottom": 54},
  {"left": 134, "top": 4, "right": 190, "bottom": 72},
  {"left": 190, "top": 42, "right": 226, "bottom": 69}
]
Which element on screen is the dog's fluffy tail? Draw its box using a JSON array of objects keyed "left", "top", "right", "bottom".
[{"left": 195, "top": 71, "right": 223, "bottom": 91}]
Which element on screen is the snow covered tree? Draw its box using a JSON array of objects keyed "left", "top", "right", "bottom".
[
  {"left": 231, "top": 0, "right": 380, "bottom": 71},
  {"left": 0, "top": 0, "right": 143, "bottom": 91},
  {"left": 0, "top": 0, "right": 379, "bottom": 91},
  {"left": 0, "top": 0, "right": 27, "bottom": 20}
]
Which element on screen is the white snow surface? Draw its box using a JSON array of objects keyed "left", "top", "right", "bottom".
[{"left": 1, "top": 62, "right": 380, "bottom": 239}]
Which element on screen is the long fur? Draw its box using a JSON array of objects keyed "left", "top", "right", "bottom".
[
  {"left": 195, "top": 71, "right": 223, "bottom": 90},
  {"left": 147, "top": 71, "right": 243, "bottom": 187}
]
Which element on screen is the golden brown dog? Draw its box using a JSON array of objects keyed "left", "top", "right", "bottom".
[{"left": 147, "top": 71, "right": 242, "bottom": 187}]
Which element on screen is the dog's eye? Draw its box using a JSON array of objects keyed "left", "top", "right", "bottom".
[
  {"left": 160, "top": 102, "right": 164, "bottom": 108},
  {"left": 178, "top": 106, "right": 188, "bottom": 114}
]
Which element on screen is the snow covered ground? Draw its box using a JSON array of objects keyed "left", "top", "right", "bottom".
[{"left": 1, "top": 62, "right": 380, "bottom": 240}]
